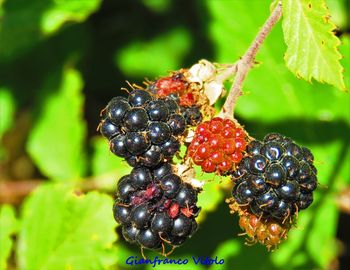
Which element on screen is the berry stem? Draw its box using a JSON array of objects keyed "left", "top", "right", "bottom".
[{"left": 220, "top": 1, "right": 283, "bottom": 119}]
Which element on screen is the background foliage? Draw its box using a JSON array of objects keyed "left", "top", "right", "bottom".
[{"left": 0, "top": 0, "right": 349, "bottom": 270}]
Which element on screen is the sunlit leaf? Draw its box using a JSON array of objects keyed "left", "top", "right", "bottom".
[
  {"left": 0, "top": 88, "right": 15, "bottom": 160},
  {"left": 0, "top": 205, "right": 18, "bottom": 270},
  {"left": 0, "top": 0, "right": 101, "bottom": 59},
  {"left": 27, "top": 68, "right": 87, "bottom": 180},
  {"left": 91, "top": 137, "right": 130, "bottom": 177},
  {"left": 282, "top": 0, "right": 346, "bottom": 90},
  {"left": 116, "top": 28, "right": 191, "bottom": 78},
  {"left": 41, "top": 0, "right": 101, "bottom": 34},
  {"left": 0, "top": 88, "right": 15, "bottom": 139},
  {"left": 18, "top": 184, "right": 117, "bottom": 270}
]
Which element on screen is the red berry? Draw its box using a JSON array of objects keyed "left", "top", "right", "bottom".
[
  {"left": 188, "top": 117, "right": 247, "bottom": 174},
  {"left": 209, "top": 135, "right": 224, "bottom": 148},
  {"left": 223, "top": 139, "right": 236, "bottom": 154},
  {"left": 235, "top": 137, "right": 246, "bottom": 151},
  {"left": 209, "top": 119, "right": 223, "bottom": 133},
  {"left": 231, "top": 151, "right": 243, "bottom": 163},
  {"left": 218, "top": 160, "right": 232, "bottom": 171},
  {"left": 223, "top": 119, "right": 236, "bottom": 129},
  {"left": 222, "top": 127, "right": 235, "bottom": 138},
  {"left": 235, "top": 128, "right": 245, "bottom": 139},
  {"left": 210, "top": 151, "right": 225, "bottom": 164},
  {"left": 202, "top": 159, "right": 216, "bottom": 173},
  {"left": 197, "top": 123, "right": 209, "bottom": 135},
  {"left": 196, "top": 144, "right": 212, "bottom": 159}
]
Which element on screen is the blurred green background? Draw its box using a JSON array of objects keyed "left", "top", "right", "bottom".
[{"left": 0, "top": 0, "right": 349, "bottom": 270}]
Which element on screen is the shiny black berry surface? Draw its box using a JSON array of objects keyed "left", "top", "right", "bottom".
[
  {"left": 113, "top": 164, "right": 201, "bottom": 251},
  {"left": 99, "top": 89, "right": 187, "bottom": 168},
  {"left": 231, "top": 133, "right": 318, "bottom": 221}
]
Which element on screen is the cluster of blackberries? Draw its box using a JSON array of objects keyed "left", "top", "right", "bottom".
[
  {"left": 113, "top": 163, "right": 200, "bottom": 250},
  {"left": 99, "top": 89, "right": 187, "bottom": 168},
  {"left": 231, "top": 133, "right": 317, "bottom": 222}
]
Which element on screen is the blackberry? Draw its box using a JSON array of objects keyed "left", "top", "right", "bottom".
[
  {"left": 113, "top": 163, "right": 201, "bottom": 252},
  {"left": 231, "top": 133, "right": 318, "bottom": 222},
  {"left": 99, "top": 89, "right": 187, "bottom": 168}
]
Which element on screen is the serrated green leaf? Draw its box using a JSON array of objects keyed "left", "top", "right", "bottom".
[
  {"left": 18, "top": 184, "right": 117, "bottom": 270},
  {"left": 0, "top": 205, "right": 18, "bottom": 270},
  {"left": 116, "top": 28, "right": 191, "bottom": 78},
  {"left": 0, "top": 0, "right": 101, "bottom": 60},
  {"left": 208, "top": 1, "right": 350, "bottom": 122},
  {"left": 41, "top": 0, "right": 102, "bottom": 34},
  {"left": 282, "top": 0, "right": 346, "bottom": 90},
  {"left": 27, "top": 68, "right": 87, "bottom": 181}
]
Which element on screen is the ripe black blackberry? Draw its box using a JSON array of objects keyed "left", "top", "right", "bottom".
[
  {"left": 231, "top": 133, "right": 318, "bottom": 222},
  {"left": 113, "top": 163, "right": 201, "bottom": 253},
  {"left": 98, "top": 89, "right": 187, "bottom": 168}
]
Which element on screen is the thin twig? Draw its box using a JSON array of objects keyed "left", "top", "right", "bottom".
[{"left": 220, "top": 1, "right": 283, "bottom": 119}]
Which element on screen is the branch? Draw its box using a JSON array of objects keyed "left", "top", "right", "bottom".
[{"left": 220, "top": 1, "right": 283, "bottom": 119}]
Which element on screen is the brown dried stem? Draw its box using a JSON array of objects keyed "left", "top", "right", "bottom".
[{"left": 220, "top": 1, "right": 283, "bottom": 119}]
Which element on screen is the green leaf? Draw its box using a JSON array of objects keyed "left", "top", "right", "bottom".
[
  {"left": 142, "top": 0, "right": 171, "bottom": 13},
  {"left": 18, "top": 184, "right": 117, "bottom": 270},
  {"left": 0, "top": 88, "right": 15, "bottom": 139},
  {"left": 41, "top": 0, "right": 102, "bottom": 34},
  {"left": 208, "top": 1, "right": 350, "bottom": 122},
  {"left": 116, "top": 28, "right": 191, "bottom": 78},
  {"left": 27, "top": 68, "right": 87, "bottom": 181},
  {"left": 281, "top": 0, "right": 346, "bottom": 90},
  {"left": 207, "top": 2, "right": 349, "bottom": 268},
  {"left": 0, "top": 88, "right": 15, "bottom": 160},
  {"left": 0, "top": 0, "right": 101, "bottom": 60},
  {"left": 91, "top": 137, "right": 130, "bottom": 177},
  {"left": 0, "top": 205, "right": 18, "bottom": 270}
]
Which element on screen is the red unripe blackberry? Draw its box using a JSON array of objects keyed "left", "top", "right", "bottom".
[
  {"left": 99, "top": 89, "right": 187, "bottom": 168},
  {"left": 113, "top": 163, "right": 201, "bottom": 252},
  {"left": 188, "top": 117, "right": 248, "bottom": 174},
  {"left": 231, "top": 133, "right": 318, "bottom": 222},
  {"left": 153, "top": 73, "right": 187, "bottom": 98}
]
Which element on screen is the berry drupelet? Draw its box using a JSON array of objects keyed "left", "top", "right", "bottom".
[
  {"left": 98, "top": 89, "right": 187, "bottom": 168},
  {"left": 113, "top": 163, "right": 201, "bottom": 253}
]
